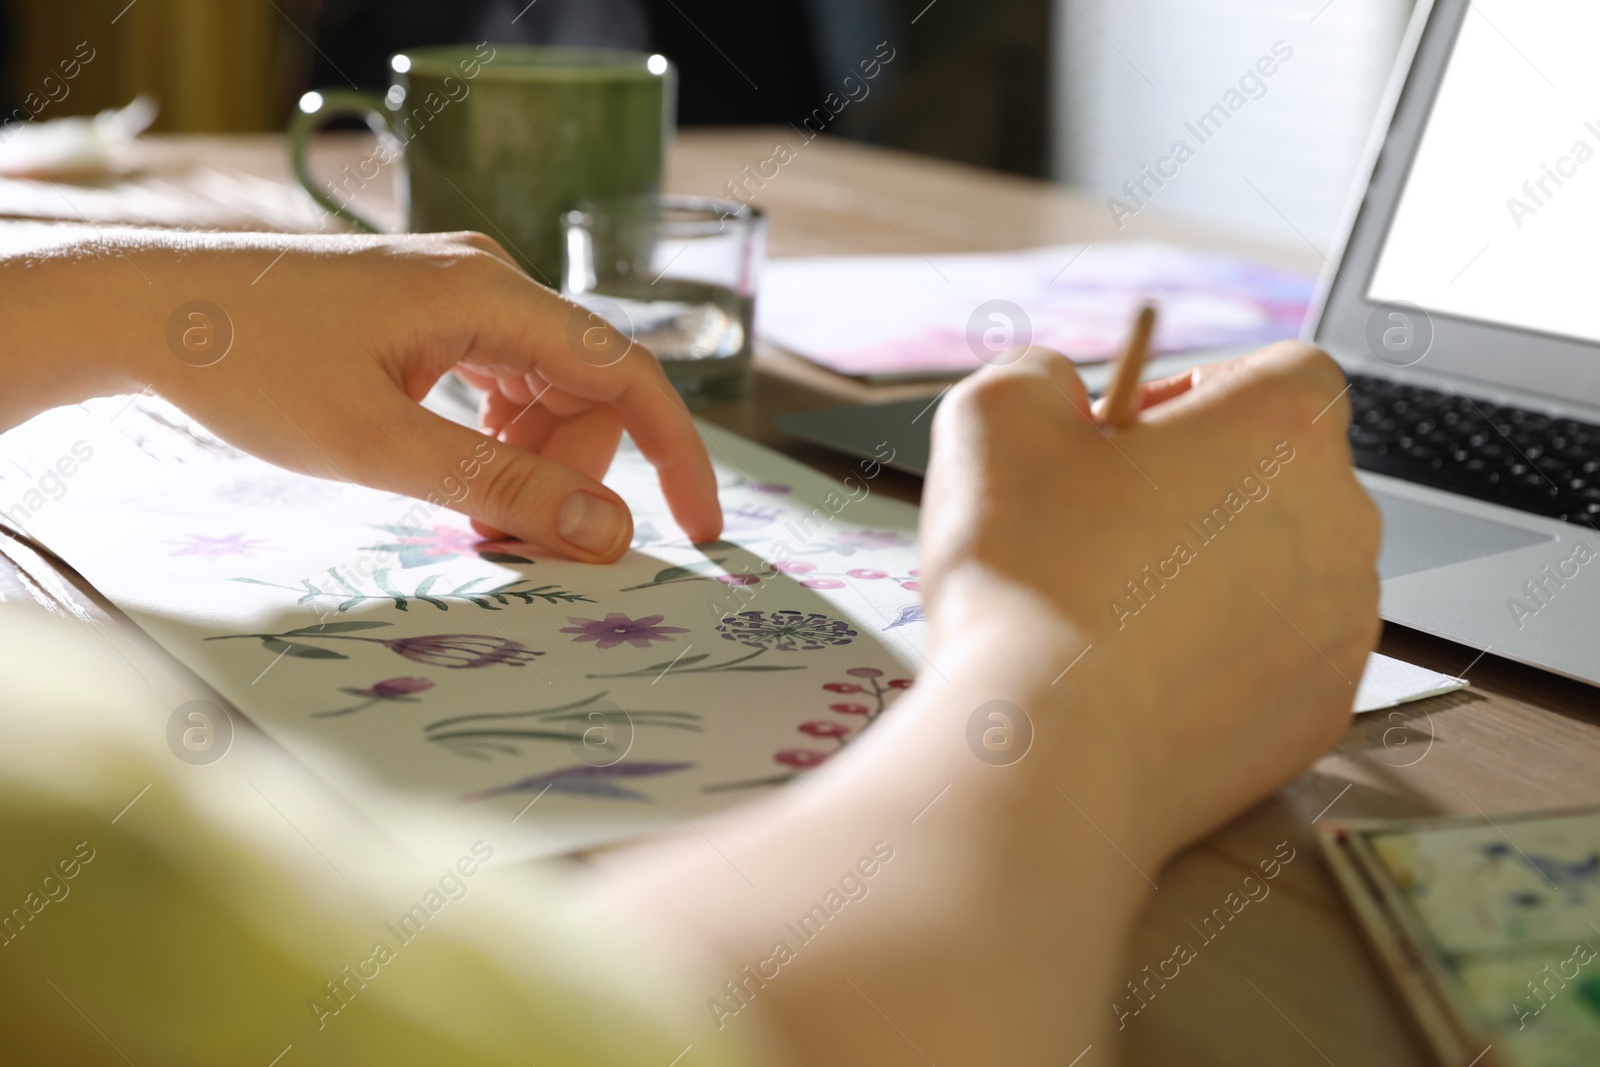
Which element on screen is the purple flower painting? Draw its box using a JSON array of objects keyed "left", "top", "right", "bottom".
[
  {"left": 207, "top": 621, "right": 544, "bottom": 668},
  {"left": 313, "top": 676, "right": 435, "bottom": 717},
  {"left": 717, "top": 609, "right": 858, "bottom": 652},
  {"left": 561, "top": 613, "right": 689, "bottom": 650},
  {"left": 462, "top": 761, "right": 696, "bottom": 803},
  {"left": 168, "top": 533, "right": 272, "bottom": 557},
  {"left": 383, "top": 634, "right": 544, "bottom": 669},
  {"left": 885, "top": 603, "right": 926, "bottom": 630},
  {"left": 590, "top": 609, "right": 858, "bottom": 680}
]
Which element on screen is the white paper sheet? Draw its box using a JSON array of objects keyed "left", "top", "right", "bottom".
[{"left": 1354, "top": 653, "right": 1469, "bottom": 714}]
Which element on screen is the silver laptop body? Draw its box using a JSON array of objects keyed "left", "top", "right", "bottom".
[{"left": 1312, "top": 0, "right": 1600, "bottom": 686}]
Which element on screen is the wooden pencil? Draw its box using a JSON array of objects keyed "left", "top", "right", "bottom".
[{"left": 1100, "top": 303, "right": 1158, "bottom": 427}]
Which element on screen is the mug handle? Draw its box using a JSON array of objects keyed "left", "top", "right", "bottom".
[{"left": 289, "top": 90, "right": 393, "bottom": 233}]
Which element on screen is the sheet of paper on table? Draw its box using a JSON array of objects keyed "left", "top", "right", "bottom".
[
  {"left": 1355, "top": 653, "right": 1467, "bottom": 713},
  {"left": 0, "top": 393, "right": 1459, "bottom": 862},
  {"left": 757, "top": 240, "right": 1315, "bottom": 381}
]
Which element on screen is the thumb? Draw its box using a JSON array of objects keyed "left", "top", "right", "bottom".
[{"left": 363, "top": 397, "right": 634, "bottom": 563}]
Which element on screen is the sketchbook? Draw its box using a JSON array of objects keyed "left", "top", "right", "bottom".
[{"left": 0, "top": 389, "right": 1461, "bottom": 863}]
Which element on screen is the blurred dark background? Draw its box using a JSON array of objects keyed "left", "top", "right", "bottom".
[{"left": 0, "top": 0, "right": 1051, "bottom": 177}]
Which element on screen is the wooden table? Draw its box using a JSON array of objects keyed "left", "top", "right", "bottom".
[{"left": 5, "top": 129, "right": 1599, "bottom": 1066}]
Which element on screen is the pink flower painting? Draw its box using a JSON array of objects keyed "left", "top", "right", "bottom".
[
  {"left": 362, "top": 524, "right": 536, "bottom": 568},
  {"left": 702, "top": 663, "right": 911, "bottom": 794}
]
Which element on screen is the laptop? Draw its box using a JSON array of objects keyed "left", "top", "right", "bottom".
[{"left": 778, "top": 0, "right": 1600, "bottom": 688}]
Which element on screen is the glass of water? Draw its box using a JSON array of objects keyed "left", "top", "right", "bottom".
[{"left": 562, "top": 195, "right": 766, "bottom": 405}]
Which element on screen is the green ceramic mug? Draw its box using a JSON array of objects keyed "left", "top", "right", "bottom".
[{"left": 289, "top": 44, "right": 673, "bottom": 285}]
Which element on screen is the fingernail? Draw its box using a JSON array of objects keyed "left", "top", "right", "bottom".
[{"left": 559, "top": 492, "right": 627, "bottom": 556}]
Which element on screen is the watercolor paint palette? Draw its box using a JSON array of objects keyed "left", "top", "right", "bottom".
[{"left": 1319, "top": 807, "right": 1600, "bottom": 1066}]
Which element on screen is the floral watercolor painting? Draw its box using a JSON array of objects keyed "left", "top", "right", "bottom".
[
  {"left": 618, "top": 555, "right": 919, "bottom": 596},
  {"left": 215, "top": 475, "right": 339, "bottom": 507},
  {"left": 767, "top": 560, "right": 920, "bottom": 592},
  {"left": 721, "top": 503, "right": 783, "bottom": 533},
  {"left": 618, "top": 556, "right": 742, "bottom": 592},
  {"left": 360, "top": 524, "right": 538, "bottom": 568},
  {"left": 560, "top": 613, "right": 689, "bottom": 650},
  {"left": 424, "top": 691, "right": 702, "bottom": 761},
  {"left": 819, "top": 529, "right": 913, "bottom": 554},
  {"left": 228, "top": 572, "right": 591, "bottom": 613},
  {"left": 167, "top": 533, "right": 273, "bottom": 557},
  {"left": 718, "top": 609, "right": 858, "bottom": 652},
  {"left": 207, "top": 622, "right": 546, "bottom": 667},
  {"left": 314, "top": 676, "right": 435, "bottom": 717},
  {"left": 463, "top": 762, "right": 697, "bottom": 803},
  {"left": 884, "top": 603, "right": 926, "bottom": 630},
  {"left": 591, "top": 610, "right": 858, "bottom": 679},
  {"left": 705, "top": 667, "right": 913, "bottom": 793},
  {"left": 2, "top": 393, "right": 927, "bottom": 861}
]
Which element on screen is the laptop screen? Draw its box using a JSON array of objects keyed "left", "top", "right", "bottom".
[{"left": 1366, "top": 2, "right": 1600, "bottom": 346}]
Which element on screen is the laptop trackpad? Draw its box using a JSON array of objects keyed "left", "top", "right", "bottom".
[{"left": 1374, "top": 492, "right": 1554, "bottom": 580}]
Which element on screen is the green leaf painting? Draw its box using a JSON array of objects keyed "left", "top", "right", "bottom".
[{"left": 231, "top": 570, "right": 593, "bottom": 612}]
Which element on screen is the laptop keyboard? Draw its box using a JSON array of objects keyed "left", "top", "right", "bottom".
[{"left": 1346, "top": 372, "right": 1600, "bottom": 528}]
